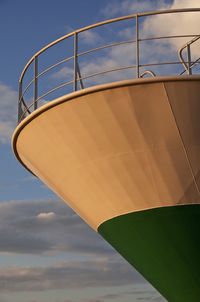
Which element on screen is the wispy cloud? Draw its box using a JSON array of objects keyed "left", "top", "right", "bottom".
[
  {"left": 100, "top": 0, "right": 170, "bottom": 18},
  {"left": 51, "top": 66, "right": 74, "bottom": 80},
  {"left": 0, "top": 258, "right": 141, "bottom": 292},
  {"left": 80, "top": 30, "right": 103, "bottom": 46},
  {"left": 92, "top": 287, "right": 165, "bottom": 302},
  {"left": 142, "top": 0, "right": 200, "bottom": 57}
]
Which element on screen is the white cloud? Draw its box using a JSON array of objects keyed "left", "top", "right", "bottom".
[
  {"left": 101, "top": 0, "right": 169, "bottom": 18},
  {"left": 0, "top": 83, "right": 17, "bottom": 143},
  {"left": 52, "top": 1, "right": 200, "bottom": 85},
  {"left": 49, "top": 0, "right": 200, "bottom": 91},
  {"left": 51, "top": 66, "right": 74, "bottom": 80},
  {"left": 37, "top": 212, "right": 56, "bottom": 220},
  {"left": 172, "top": 0, "right": 200, "bottom": 8},
  {"left": 80, "top": 30, "right": 102, "bottom": 46},
  {"left": 101, "top": 0, "right": 200, "bottom": 18},
  {"left": 142, "top": 0, "right": 200, "bottom": 59},
  {"left": 79, "top": 43, "right": 136, "bottom": 85}
]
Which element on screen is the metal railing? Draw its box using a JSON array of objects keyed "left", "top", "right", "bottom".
[
  {"left": 179, "top": 35, "right": 200, "bottom": 75},
  {"left": 18, "top": 8, "right": 200, "bottom": 122}
]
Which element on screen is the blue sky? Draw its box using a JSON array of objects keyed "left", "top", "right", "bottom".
[{"left": 0, "top": 0, "right": 199, "bottom": 301}]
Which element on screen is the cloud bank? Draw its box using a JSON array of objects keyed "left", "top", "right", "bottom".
[
  {"left": 0, "top": 199, "right": 152, "bottom": 297},
  {"left": 0, "top": 258, "right": 141, "bottom": 292},
  {"left": 0, "top": 199, "right": 114, "bottom": 255}
]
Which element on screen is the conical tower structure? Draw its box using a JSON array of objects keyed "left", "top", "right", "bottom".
[{"left": 13, "top": 9, "right": 200, "bottom": 301}]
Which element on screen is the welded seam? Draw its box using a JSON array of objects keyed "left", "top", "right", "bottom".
[{"left": 163, "top": 82, "right": 200, "bottom": 197}]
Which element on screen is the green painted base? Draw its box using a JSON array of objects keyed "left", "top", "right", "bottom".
[{"left": 98, "top": 205, "right": 200, "bottom": 302}]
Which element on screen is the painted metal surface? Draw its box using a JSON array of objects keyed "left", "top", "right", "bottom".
[
  {"left": 98, "top": 205, "right": 200, "bottom": 302},
  {"left": 12, "top": 78, "right": 200, "bottom": 230}
]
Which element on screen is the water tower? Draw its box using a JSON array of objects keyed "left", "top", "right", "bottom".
[{"left": 12, "top": 8, "right": 200, "bottom": 301}]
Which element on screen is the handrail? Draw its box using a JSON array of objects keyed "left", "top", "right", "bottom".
[
  {"left": 178, "top": 35, "right": 200, "bottom": 74},
  {"left": 19, "top": 8, "right": 200, "bottom": 82},
  {"left": 140, "top": 70, "right": 156, "bottom": 78},
  {"left": 179, "top": 57, "right": 200, "bottom": 75},
  {"left": 19, "top": 60, "right": 200, "bottom": 122},
  {"left": 18, "top": 8, "right": 200, "bottom": 122}
]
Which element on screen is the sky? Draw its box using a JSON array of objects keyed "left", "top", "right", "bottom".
[{"left": 0, "top": 0, "right": 199, "bottom": 301}]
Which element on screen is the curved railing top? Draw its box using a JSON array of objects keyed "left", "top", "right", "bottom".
[{"left": 18, "top": 8, "right": 200, "bottom": 122}]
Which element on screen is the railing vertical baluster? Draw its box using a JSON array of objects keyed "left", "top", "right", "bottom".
[
  {"left": 34, "top": 56, "right": 38, "bottom": 110},
  {"left": 187, "top": 44, "right": 192, "bottom": 75},
  {"left": 18, "top": 81, "right": 23, "bottom": 123},
  {"left": 136, "top": 14, "right": 140, "bottom": 78},
  {"left": 74, "top": 32, "right": 78, "bottom": 91}
]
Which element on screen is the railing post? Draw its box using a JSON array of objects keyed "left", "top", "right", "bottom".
[
  {"left": 187, "top": 44, "right": 192, "bottom": 75},
  {"left": 74, "top": 32, "right": 78, "bottom": 91},
  {"left": 136, "top": 14, "right": 140, "bottom": 78},
  {"left": 18, "top": 80, "right": 23, "bottom": 123},
  {"left": 34, "top": 56, "right": 38, "bottom": 110}
]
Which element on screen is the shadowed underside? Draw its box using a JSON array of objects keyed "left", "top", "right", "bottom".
[{"left": 12, "top": 77, "right": 200, "bottom": 301}]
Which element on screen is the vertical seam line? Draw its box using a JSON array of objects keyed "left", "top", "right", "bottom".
[{"left": 163, "top": 82, "right": 200, "bottom": 197}]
